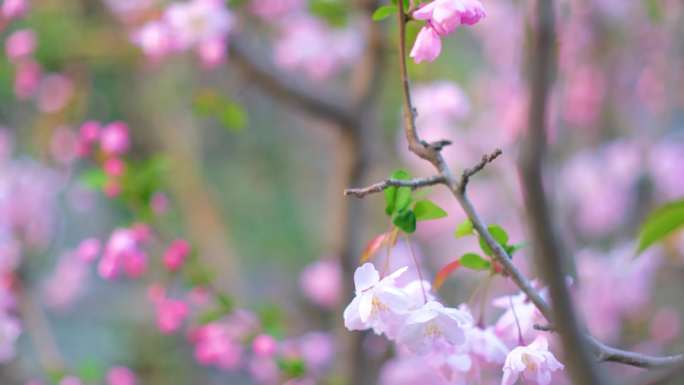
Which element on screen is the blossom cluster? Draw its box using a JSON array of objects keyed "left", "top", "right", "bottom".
[
  {"left": 115, "top": 0, "right": 234, "bottom": 67},
  {"left": 2, "top": 0, "right": 74, "bottom": 111},
  {"left": 344, "top": 263, "right": 564, "bottom": 384},
  {"left": 411, "top": 0, "right": 486, "bottom": 63},
  {"left": 248, "top": 0, "right": 362, "bottom": 80}
]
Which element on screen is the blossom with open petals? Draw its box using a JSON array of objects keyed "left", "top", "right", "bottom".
[
  {"left": 343, "top": 263, "right": 410, "bottom": 338},
  {"left": 501, "top": 336, "right": 563, "bottom": 385},
  {"left": 397, "top": 300, "right": 472, "bottom": 354}
]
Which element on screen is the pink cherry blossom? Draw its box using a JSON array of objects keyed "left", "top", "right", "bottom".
[
  {"left": 501, "top": 336, "right": 563, "bottom": 385},
  {"left": 493, "top": 288, "right": 546, "bottom": 342},
  {"left": 76, "top": 238, "right": 100, "bottom": 263},
  {"left": 163, "top": 239, "right": 191, "bottom": 271},
  {"left": 197, "top": 37, "right": 226, "bottom": 68},
  {"left": 100, "top": 121, "right": 131, "bottom": 156},
  {"left": 343, "top": 263, "right": 410, "bottom": 339},
  {"left": 131, "top": 20, "right": 175, "bottom": 60},
  {"left": 5, "top": 29, "right": 36, "bottom": 62},
  {"left": 58, "top": 377, "right": 83, "bottom": 385},
  {"left": 163, "top": 0, "right": 233, "bottom": 50},
  {"left": 1, "top": 0, "right": 28, "bottom": 20},
  {"left": 150, "top": 192, "right": 170, "bottom": 214},
  {"left": 42, "top": 253, "right": 88, "bottom": 309},
  {"left": 36, "top": 74, "right": 74, "bottom": 113},
  {"left": 106, "top": 366, "right": 137, "bottom": 385},
  {"left": 153, "top": 294, "right": 189, "bottom": 334},
  {"left": 13, "top": 59, "right": 41, "bottom": 100},
  {"left": 0, "top": 313, "right": 21, "bottom": 362},
  {"left": 410, "top": 26, "right": 442, "bottom": 63},
  {"left": 295, "top": 331, "right": 335, "bottom": 371},
  {"left": 248, "top": 357, "right": 279, "bottom": 384},
  {"left": 252, "top": 334, "right": 277, "bottom": 357},
  {"left": 248, "top": 0, "right": 303, "bottom": 21},
  {"left": 190, "top": 322, "right": 243, "bottom": 370},
  {"left": 50, "top": 126, "right": 78, "bottom": 166},
  {"left": 98, "top": 228, "right": 147, "bottom": 280},
  {"left": 103, "top": 157, "right": 126, "bottom": 177},
  {"left": 413, "top": 0, "right": 486, "bottom": 35},
  {"left": 274, "top": 15, "right": 362, "bottom": 80},
  {"left": 396, "top": 300, "right": 472, "bottom": 354},
  {"left": 299, "top": 259, "right": 342, "bottom": 309},
  {"left": 466, "top": 326, "right": 509, "bottom": 364}
]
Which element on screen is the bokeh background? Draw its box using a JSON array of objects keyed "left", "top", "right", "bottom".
[{"left": 1, "top": 0, "right": 684, "bottom": 384}]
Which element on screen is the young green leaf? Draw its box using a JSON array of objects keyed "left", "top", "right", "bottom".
[
  {"left": 459, "top": 253, "right": 491, "bottom": 270},
  {"left": 414, "top": 200, "right": 448, "bottom": 221},
  {"left": 393, "top": 209, "right": 417, "bottom": 233},
  {"left": 384, "top": 169, "right": 411, "bottom": 215},
  {"left": 454, "top": 219, "right": 474, "bottom": 237},
  {"left": 637, "top": 199, "right": 684, "bottom": 253},
  {"left": 372, "top": 4, "right": 397, "bottom": 21},
  {"left": 79, "top": 168, "right": 108, "bottom": 190},
  {"left": 478, "top": 224, "right": 509, "bottom": 256}
]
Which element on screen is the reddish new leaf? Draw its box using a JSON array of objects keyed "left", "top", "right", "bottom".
[
  {"left": 433, "top": 260, "right": 461, "bottom": 290},
  {"left": 360, "top": 233, "right": 389, "bottom": 263}
]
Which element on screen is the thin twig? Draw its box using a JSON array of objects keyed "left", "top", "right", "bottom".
[
  {"left": 459, "top": 148, "right": 502, "bottom": 192},
  {"left": 344, "top": 175, "right": 446, "bottom": 197},
  {"left": 380, "top": 0, "right": 684, "bottom": 372},
  {"left": 229, "top": 39, "right": 357, "bottom": 129}
]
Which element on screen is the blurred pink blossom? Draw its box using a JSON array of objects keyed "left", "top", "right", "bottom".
[
  {"left": 189, "top": 321, "right": 243, "bottom": 370},
  {"left": 103, "top": 157, "right": 126, "bottom": 177},
  {"left": 36, "top": 74, "right": 74, "bottom": 113},
  {"left": 50, "top": 126, "right": 79, "bottom": 166},
  {"left": 5, "top": 29, "right": 36, "bottom": 62},
  {"left": 163, "top": 0, "right": 233, "bottom": 50},
  {"left": 76, "top": 238, "right": 101, "bottom": 263},
  {"left": 100, "top": 121, "right": 131, "bottom": 156},
  {"left": 151, "top": 191, "right": 169, "bottom": 214},
  {"left": 58, "top": 377, "right": 83, "bottom": 385},
  {"left": 98, "top": 228, "right": 148, "bottom": 280},
  {"left": 252, "top": 334, "right": 278, "bottom": 357},
  {"left": 196, "top": 37, "right": 226, "bottom": 68},
  {"left": 650, "top": 307, "right": 681, "bottom": 345},
  {"left": 152, "top": 292, "right": 189, "bottom": 334},
  {"left": 106, "top": 366, "right": 137, "bottom": 385},
  {"left": 131, "top": 20, "right": 175, "bottom": 60},
  {"left": 274, "top": 15, "right": 362, "bottom": 80},
  {"left": 299, "top": 259, "right": 342, "bottom": 309},
  {"left": 42, "top": 253, "right": 89, "bottom": 309},
  {"left": 13, "top": 59, "right": 41, "bottom": 100},
  {"left": 0, "top": 313, "right": 21, "bottom": 362},
  {"left": 1, "top": 0, "right": 28, "bottom": 20},
  {"left": 248, "top": 0, "right": 303, "bottom": 21},
  {"left": 163, "top": 239, "right": 191, "bottom": 271}
]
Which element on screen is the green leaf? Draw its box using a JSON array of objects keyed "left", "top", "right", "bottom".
[
  {"left": 393, "top": 209, "right": 417, "bottom": 233},
  {"left": 372, "top": 4, "right": 397, "bottom": 21},
  {"left": 478, "top": 224, "right": 509, "bottom": 256},
  {"left": 505, "top": 243, "right": 526, "bottom": 257},
  {"left": 309, "top": 0, "right": 348, "bottom": 26},
  {"left": 193, "top": 90, "right": 247, "bottom": 132},
  {"left": 77, "top": 359, "right": 105, "bottom": 383},
  {"left": 454, "top": 219, "right": 474, "bottom": 237},
  {"left": 217, "top": 101, "right": 247, "bottom": 132},
  {"left": 384, "top": 169, "right": 411, "bottom": 215},
  {"left": 459, "top": 253, "right": 491, "bottom": 271},
  {"left": 79, "top": 168, "right": 107, "bottom": 190},
  {"left": 198, "top": 307, "right": 230, "bottom": 324},
  {"left": 414, "top": 200, "right": 447, "bottom": 221},
  {"left": 278, "top": 357, "right": 307, "bottom": 378},
  {"left": 637, "top": 199, "right": 684, "bottom": 253}
]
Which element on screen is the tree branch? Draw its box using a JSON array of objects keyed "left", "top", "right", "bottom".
[
  {"left": 518, "top": 0, "right": 607, "bottom": 384},
  {"left": 364, "top": 0, "right": 684, "bottom": 373},
  {"left": 344, "top": 175, "right": 446, "bottom": 197},
  {"left": 229, "top": 39, "right": 358, "bottom": 129},
  {"left": 459, "top": 148, "right": 502, "bottom": 192}
]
